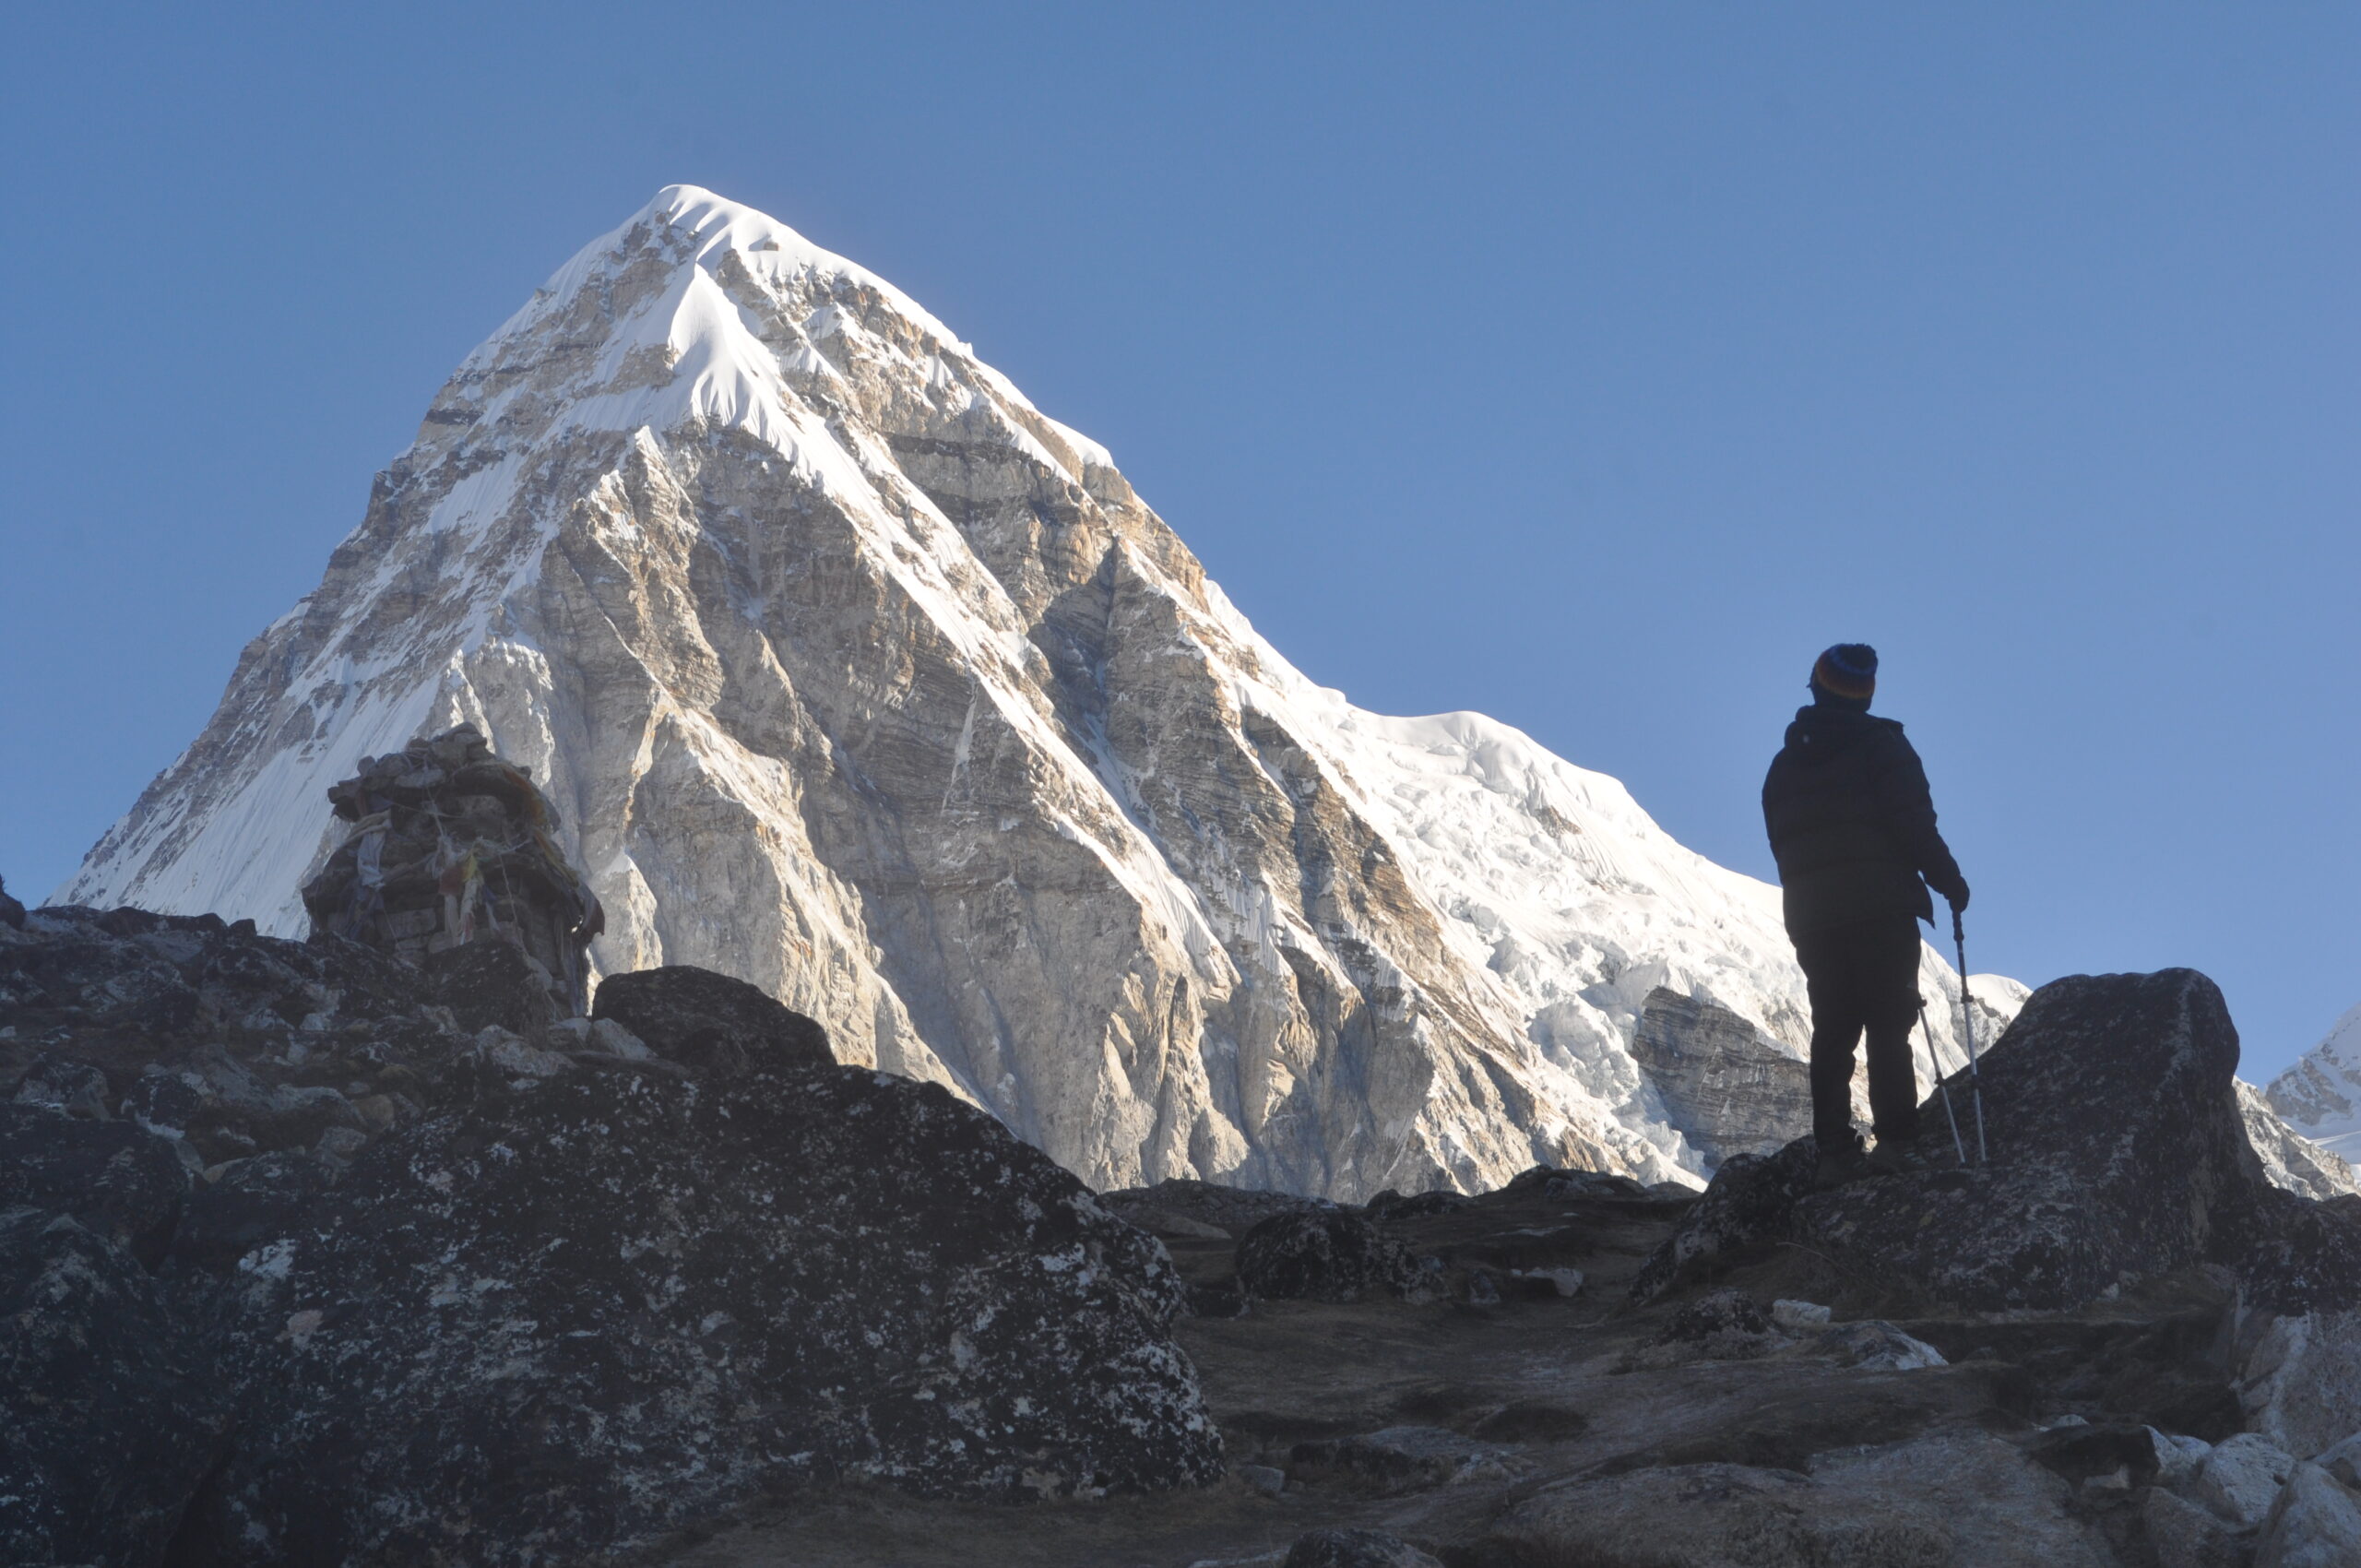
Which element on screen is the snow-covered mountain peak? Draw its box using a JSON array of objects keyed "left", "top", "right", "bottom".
[{"left": 64, "top": 187, "right": 2019, "bottom": 1200}]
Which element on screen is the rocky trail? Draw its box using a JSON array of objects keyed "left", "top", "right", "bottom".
[{"left": 664, "top": 1181, "right": 2294, "bottom": 1568}]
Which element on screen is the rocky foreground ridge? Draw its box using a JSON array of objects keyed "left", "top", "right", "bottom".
[
  {"left": 12, "top": 888, "right": 2361, "bottom": 1565},
  {"left": 57, "top": 183, "right": 2011, "bottom": 1199}
]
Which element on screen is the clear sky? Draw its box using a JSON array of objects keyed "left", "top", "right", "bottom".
[{"left": 3, "top": 4, "right": 2353, "bottom": 1079}]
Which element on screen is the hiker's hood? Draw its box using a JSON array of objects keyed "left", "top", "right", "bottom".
[{"left": 1783, "top": 703, "right": 1899, "bottom": 755}]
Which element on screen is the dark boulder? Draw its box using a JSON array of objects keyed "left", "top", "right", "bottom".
[
  {"left": 591, "top": 964, "right": 832, "bottom": 1074},
  {"left": 0, "top": 907, "right": 474, "bottom": 1169},
  {"left": 0, "top": 1208, "right": 229, "bottom": 1568},
  {"left": 175, "top": 1059, "right": 1220, "bottom": 1565},
  {"left": 1238, "top": 1209, "right": 1422, "bottom": 1303},
  {"left": 0, "top": 1101, "right": 189, "bottom": 1266},
  {"left": 0, "top": 873, "right": 23, "bottom": 929},
  {"left": 1630, "top": 1138, "right": 1817, "bottom": 1303},
  {"left": 1634, "top": 969, "right": 2357, "bottom": 1313}
]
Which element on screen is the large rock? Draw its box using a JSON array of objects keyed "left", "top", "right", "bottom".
[
  {"left": 174, "top": 1057, "right": 1220, "bottom": 1565},
  {"left": 2192, "top": 1431, "right": 2299, "bottom": 1528},
  {"left": 2257, "top": 1461, "right": 2361, "bottom": 1567},
  {"left": 1236, "top": 1209, "right": 1422, "bottom": 1302},
  {"left": 591, "top": 963, "right": 833, "bottom": 1075},
  {"left": 1637, "top": 969, "right": 2361, "bottom": 1313},
  {"left": 0, "top": 1209, "right": 229, "bottom": 1568},
  {"left": 2231, "top": 1303, "right": 2361, "bottom": 1460},
  {"left": 163, "top": 1148, "right": 333, "bottom": 1277},
  {"left": 10, "top": 1050, "right": 112, "bottom": 1119}
]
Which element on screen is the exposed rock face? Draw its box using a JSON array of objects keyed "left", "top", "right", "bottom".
[
  {"left": 2231, "top": 1303, "right": 2361, "bottom": 1460},
  {"left": 1631, "top": 986, "right": 1813, "bottom": 1159},
  {"left": 1637, "top": 969, "right": 2361, "bottom": 1313},
  {"left": 2243, "top": 1079, "right": 2361, "bottom": 1202},
  {"left": 0, "top": 1208, "right": 229, "bottom": 1568},
  {"left": 56, "top": 184, "right": 2011, "bottom": 1200}
]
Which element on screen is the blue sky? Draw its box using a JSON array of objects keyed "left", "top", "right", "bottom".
[{"left": 3, "top": 4, "right": 2353, "bottom": 1077}]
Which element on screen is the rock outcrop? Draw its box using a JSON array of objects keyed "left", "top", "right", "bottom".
[
  {"left": 1636, "top": 969, "right": 2361, "bottom": 1314},
  {"left": 0, "top": 907, "right": 1220, "bottom": 1565},
  {"left": 178, "top": 1061, "right": 1219, "bottom": 1564},
  {"left": 56, "top": 184, "right": 2007, "bottom": 1199}
]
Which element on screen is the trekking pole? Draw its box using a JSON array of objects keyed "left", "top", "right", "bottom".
[
  {"left": 1953, "top": 909, "right": 1988, "bottom": 1164},
  {"left": 1916, "top": 1003, "right": 1967, "bottom": 1166}
]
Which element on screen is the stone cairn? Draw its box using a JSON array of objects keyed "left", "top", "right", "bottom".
[{"left": 301, "top": 725, "right": 603, "bottom": 1016}]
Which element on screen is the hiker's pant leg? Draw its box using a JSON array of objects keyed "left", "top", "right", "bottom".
[
  {"left": 1793, "top": 925, "right": 1868, "bottom": 1149},
  {"left": 1860, "top": 916, "right": 1926, "bottom": 1144}
]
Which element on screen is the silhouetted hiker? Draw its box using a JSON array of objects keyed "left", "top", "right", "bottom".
[{"left": 1762, "top": 644, "right": 1969, "bottom": 1184}]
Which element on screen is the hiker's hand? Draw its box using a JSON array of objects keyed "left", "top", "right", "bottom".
[{"left": 1931, "top": 873, "right": 1969, "bottom": 913}]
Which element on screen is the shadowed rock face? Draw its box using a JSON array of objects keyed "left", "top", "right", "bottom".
[
  {"left": 171, "top": 1060, "right": 1220, "bottom": 1565},
  {"left": 3, "top": 915, "right": 1224, "bottom": 1566},
  {"left": 1637, "top": 970, "right": 2361, "bottom": 1313},
  {"left": 0, "top": 1209, "right": 230, "bottom": 1568}
]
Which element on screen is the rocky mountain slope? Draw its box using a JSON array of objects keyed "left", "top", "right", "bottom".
[
  {"left": 2269, "top": 1004, "right": 2361, "bottom": 1162},
  {"left": 44, "top": 184, "right": 2109, "bottom": 1198}
]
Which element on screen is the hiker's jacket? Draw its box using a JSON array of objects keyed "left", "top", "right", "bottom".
[{"left": 1762, "top": 704, "right": 1965, "bottom": 933}]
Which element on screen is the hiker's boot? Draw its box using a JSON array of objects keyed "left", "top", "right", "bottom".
[
  {"left": 1866, "top": 1134, "right": 1943, "bottom": 1177},
  {"left": 1815, "top": 1132, "right": 1870, "bottom": 1189}
]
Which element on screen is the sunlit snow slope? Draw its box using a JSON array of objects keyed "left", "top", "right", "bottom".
[
  {"left": 2269, "top": 1004, "right": 2361, "bottom": 1162},
  {"left": 64, "top": 185, "right": 2021, "bottom": 1199}
]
